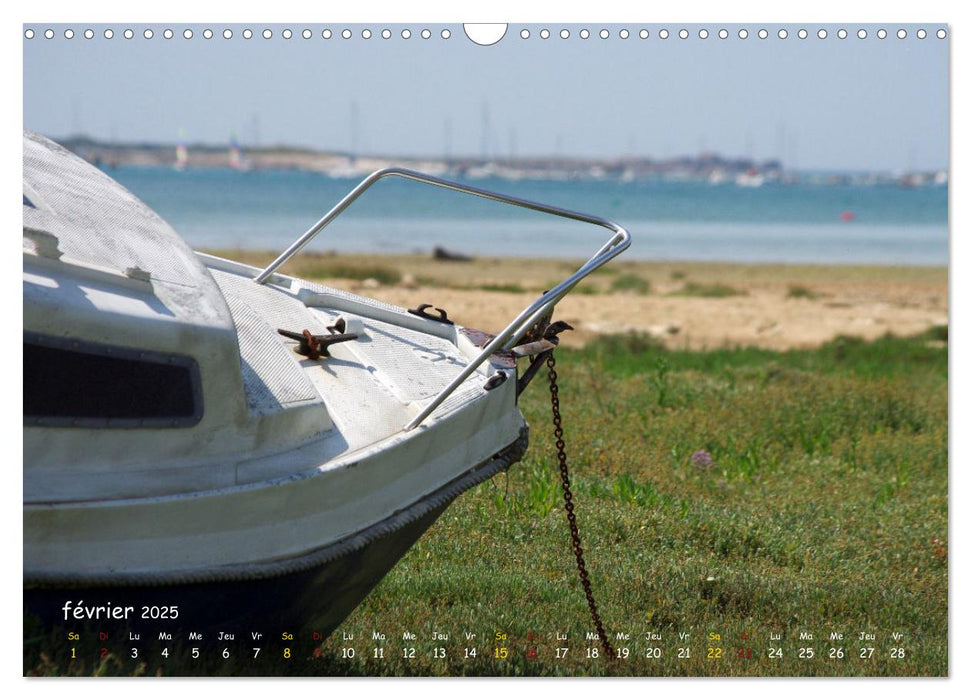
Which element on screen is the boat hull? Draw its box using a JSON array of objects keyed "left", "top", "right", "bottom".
[
  {"left": 24, "top": 503, "right": 446, "bottom": 638},
  {"left": 24, "top": 430, "right": 527, "bottom": 637}
]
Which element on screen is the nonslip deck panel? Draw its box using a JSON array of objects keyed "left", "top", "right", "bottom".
[
  {"left": 223, "top": 295, "right": 321, "bottom": 416},
  {"left": 210, "top": 268, "right": 336, "bottom": 338},
  {"left": 23, "top": 130, "right": 203, "bottom": 288}
]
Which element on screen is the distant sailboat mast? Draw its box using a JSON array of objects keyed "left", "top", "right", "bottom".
[
  {"left": 228, "top": 132, "right": 248, "bottom": 170},
  {"left": 174, "top": 128, "right": 188, "bottom": 170}
]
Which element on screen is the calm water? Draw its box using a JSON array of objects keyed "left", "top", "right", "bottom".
[{"left": 107, "top": 166, "right": 948, "bottom": 265}]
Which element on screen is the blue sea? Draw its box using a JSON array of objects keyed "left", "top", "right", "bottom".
[{"left": 107, "top": 166, "right": 948, "bottom": 266}]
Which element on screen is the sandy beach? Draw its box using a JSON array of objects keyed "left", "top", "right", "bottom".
[{"left": 213, "top": 251, "right": 948, "bottom": 351}]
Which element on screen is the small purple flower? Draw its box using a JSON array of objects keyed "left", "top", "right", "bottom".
[{"left": 691, "top": 449, "right": 714, "bottom": 469}]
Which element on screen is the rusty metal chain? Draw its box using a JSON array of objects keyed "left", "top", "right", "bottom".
[{"left": 547, "top": 352, "right": 615, "bottom": 660}]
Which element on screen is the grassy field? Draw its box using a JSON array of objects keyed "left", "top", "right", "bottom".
[{"left": 25, "top": 328, "right": 948, "bottom": 677}]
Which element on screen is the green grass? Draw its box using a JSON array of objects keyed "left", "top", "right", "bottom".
[
  {"left": 298, "top": 263, "right": 401, "bottom": 285},
  {"left": 570, "top": 284, "right": 603, "bottom": 295},
  {"left": 787, "top": 284, "right": 818, "bottom": 300},
  {"left": 924, "top": 324, "right": 948, "bottom": 343},
  {"left": 609, "top": 274, "right": 651, "bottom": 295},
  {"left": 25, "top": 330, "right": 947, "bottom": 677},
  {"left": 473, "top": 283, "right": 528, "bottom": 294},
  {"left": 672, "top": 282, "right": 744, "bottom": 298}
]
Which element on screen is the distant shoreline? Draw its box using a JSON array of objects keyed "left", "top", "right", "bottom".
[{"left": 53, "top": 134, "right": 947, "bottom": 187}]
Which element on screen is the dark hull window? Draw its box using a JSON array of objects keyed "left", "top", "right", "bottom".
[{"left": 23, "top": 336, "right": 202, "bottom": 428}]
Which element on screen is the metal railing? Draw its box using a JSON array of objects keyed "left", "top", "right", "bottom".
[{"left": 254, "top": 167, "right": 630, "bottom": 430}]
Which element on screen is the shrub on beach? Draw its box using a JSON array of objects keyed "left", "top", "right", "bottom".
[
  {"left": 787, "top": 284, "right": 818, "bottom": 300},
  {"left": 673, "top": 282, "right": 743, "bottom": 298},
  {"left": 609, "top": 273, "right": 651, "bottom": 295}
]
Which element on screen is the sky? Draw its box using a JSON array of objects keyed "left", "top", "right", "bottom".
[{"left": 22, "top": 21, "right": 948, "bottom": 172}]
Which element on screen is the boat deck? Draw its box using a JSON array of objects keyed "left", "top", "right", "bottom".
[{"left": 207, "top": 261, "right": 495, "bottom": 466}]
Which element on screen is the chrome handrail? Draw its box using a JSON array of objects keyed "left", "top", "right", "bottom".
[{"left": 253, "top": 167, "right": 630, "bottom": 430}]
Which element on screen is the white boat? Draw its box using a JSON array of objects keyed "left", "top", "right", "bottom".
[
  {"left": 734, "top": 168, "right": 765, "bottom": 188},
  {"left": 22, "top": 130, "right": 629, "bottom": 634}
]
